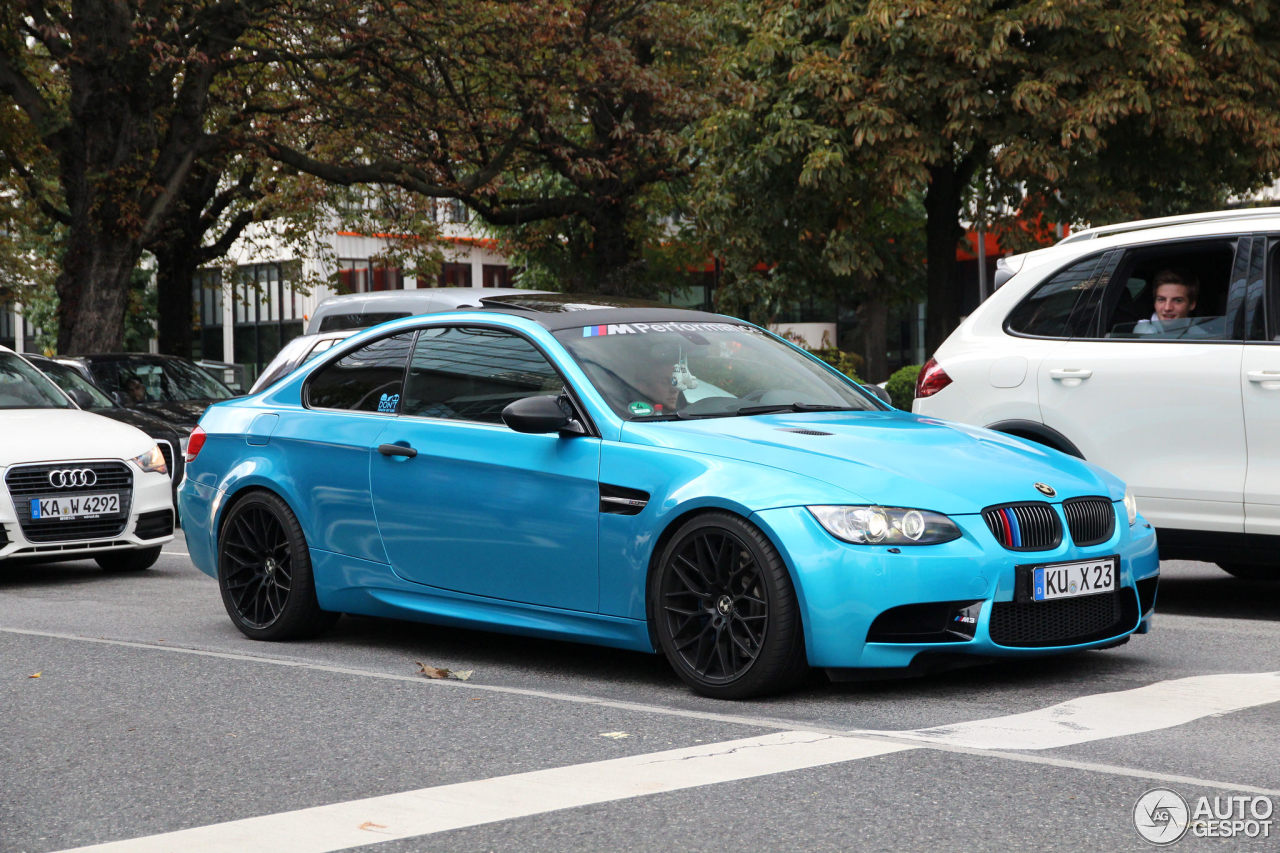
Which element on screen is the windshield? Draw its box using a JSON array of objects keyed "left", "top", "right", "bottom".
[
  {"left": 0, "top": 353, "right": 76, "bottom": 410},
  {"left": 87, "top": 357, "right": 234, "bottom": 403},
  {"left": 38, "top": 360, "right": 116, "bottom": 407},
  {"left": 554, "top": 321, "right": 880, "bottom": 420}
]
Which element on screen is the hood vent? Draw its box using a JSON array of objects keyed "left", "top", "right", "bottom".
[{"left": 777, "top": 428, "right": 833, "bottom": 436}]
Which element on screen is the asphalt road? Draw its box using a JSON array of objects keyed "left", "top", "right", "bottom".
[{"left": 2, "top": 532, "right": 1277, "bottom": 852}]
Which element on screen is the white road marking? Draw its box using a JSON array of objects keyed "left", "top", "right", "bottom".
[
  {"left": 857, "top": 672, "right": 1280, "bottom": 750},
  {"left": 58, "top": 732, "right": 915, "bottom": 853},
  {"left": 8, "top": 628, "right": 1280, "bottom": 851}
]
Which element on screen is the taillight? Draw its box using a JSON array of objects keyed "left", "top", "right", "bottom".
[
  {"left": 185, "top": 426, "right": 207, "bottom": 462},
  {"left": 915, "top": 358, "right": 953, "bottom": 399}
]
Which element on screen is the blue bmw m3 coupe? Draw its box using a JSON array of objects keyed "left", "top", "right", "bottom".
[{"left": 178, "top": 294, "right": 1159, "bottom": 698}]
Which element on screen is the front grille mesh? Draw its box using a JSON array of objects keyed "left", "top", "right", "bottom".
[
  {"left": 982, "top": 502, "right": 1062, "bottom": 551},
  {"left": 6, "top": 461, "right": 133, "bottom": 543},
  {"left": 990, "top": 589, "right": 1133, "bottom": 647},
  {"left": 1063, "top": 497, "right": 1116, "bottom": 546}
]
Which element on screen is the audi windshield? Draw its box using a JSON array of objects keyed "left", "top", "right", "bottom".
[{"left": 0, "top": 352, "right": 76, "bottom": 409}]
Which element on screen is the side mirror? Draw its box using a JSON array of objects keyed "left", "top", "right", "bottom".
[
  {"left": 67, "top": 388, "right": 96, "bottom": 408},
  {"left": 864, "top": 383, "right": 893, "bottom": 406},
  {"left": 501, "top": 395, "right": 586, "bottom": 436}
]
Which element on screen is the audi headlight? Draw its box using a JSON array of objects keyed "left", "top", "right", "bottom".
[
  {"left": 1123, "top": 486, "right": 1138, "bottom": 526},
  {"left": 808, "top": 505, "right": 961, "bottom": 545},
  {"left": 131, "top": 445, "right": 168, "bottom": 475}
]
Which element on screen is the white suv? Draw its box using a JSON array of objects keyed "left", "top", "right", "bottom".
[
  {"left": 914, "top": 207, "right": 1280, "bottom": 579},
  {"left": 0, "top": 347, "right": 175, "bottom": 570}
]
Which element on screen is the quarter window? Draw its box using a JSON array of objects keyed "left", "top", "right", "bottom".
[
  {"left": 1005, "top": 255, "right": 1112, "bottom": 338},
  {"left": 402, "top": 326, "right": 563, "bottom": 424},
  {"left": 305, "top": 333, "right": 414, "bottom": 413}
]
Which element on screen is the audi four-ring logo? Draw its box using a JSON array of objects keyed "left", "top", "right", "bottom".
[{"left": 48, "top": 468, "right": 97, "bottom": 488}]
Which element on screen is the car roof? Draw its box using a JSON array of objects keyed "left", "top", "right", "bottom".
[
  {"left": 1058, "top": 205, "right": 1280, "bottom": 244},
  {"left": 468, "top": 294, "right": 740, "bottom": 332},
  {"left": 305, "top": 286, "right": 551, "bottom": 333}
]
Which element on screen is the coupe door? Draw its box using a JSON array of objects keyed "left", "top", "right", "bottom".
[{"left": 369, "top": 325, "right": 601, "bottom": 611}]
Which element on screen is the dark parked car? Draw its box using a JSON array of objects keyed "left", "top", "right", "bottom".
[
  {"left": 24, "top": 354, "right": 186, "bottom": 505},
  {"left": 56, "top": 353, "right": 237, "bottom": 434}
]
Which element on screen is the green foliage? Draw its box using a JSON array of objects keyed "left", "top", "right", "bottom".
[
  {"left": 885, "top": 364, "right": 923, "bottom": 411},
  {"left": 805, "top": 344, "right": 864, "bottom": 384},
  {"left": 123, "top": 268, "right": 158, "bottom": 352}
]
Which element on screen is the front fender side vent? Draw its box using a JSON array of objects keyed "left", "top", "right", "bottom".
[{"left": 600, "top": 484, "right": 649, "bottom": 515}]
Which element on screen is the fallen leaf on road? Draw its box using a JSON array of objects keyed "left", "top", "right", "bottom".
[
  {"left": 416, "top": 662, "right": 474, "bottom": 681},
  {"left": 28, "top": 672, "right": 41, "bottom": 679},
  {"left": 600, "top": 731, "right": 630, "bottom": 740},
  {"left": 358, "top": 821, "right": 389, "bottom": 833}
]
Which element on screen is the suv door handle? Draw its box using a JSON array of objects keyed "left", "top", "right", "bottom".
[
  {"left": 1246, "top": 370, "right": 1280, "bottom": 386},
  {"left": 1048, "top": 368, "right": 1093, "bottom": 381}
]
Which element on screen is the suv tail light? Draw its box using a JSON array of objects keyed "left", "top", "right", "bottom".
[
  {"left": 185, "top": 426, "right": 207, "bottom": 462},
  {"left": 915, "top": 358, "right": 952, "bottom": 399}
]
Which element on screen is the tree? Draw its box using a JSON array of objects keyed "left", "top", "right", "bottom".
[
  {"left": 724, "top": 1, "right": 1280, "bottom": 356},
  {"left": 0, "top": 1, "right": 294, "bottom": 354},
  {"left": 255, "top": 0, "right": 725, "bottom": 295}
]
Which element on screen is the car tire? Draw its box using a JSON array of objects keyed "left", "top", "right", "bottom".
[
  {"left": 95, "top": 546, "right": 162, "bottom": 572},
  {"left": 217, "top": 490, "right": 338, "bottom": 640},
  {"left": 1217, "top": 562, "right": 1277, "bottom": 581},
  {"left": 650, "top": 512, "right": 807, "bottom": 699}
]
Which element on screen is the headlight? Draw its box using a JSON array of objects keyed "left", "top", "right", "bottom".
[
  {"left": 131, "top": 445, "right": 168, "bottom": 475},
  {"left": 808, "top": 505, "right": 961, "bottom": 545},
  {"left": 1123, "top": 486, "right": 1138, "bottom": 526}
]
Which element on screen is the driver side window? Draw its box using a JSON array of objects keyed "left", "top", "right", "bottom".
[{"left": 402, "top": 326, "right": 563, "bottom": 424}]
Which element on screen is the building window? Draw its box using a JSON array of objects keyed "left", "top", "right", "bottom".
[
  {"left": 439, "top": 262, "right": 472, "bottom": 288},
  {"left": 444, "top": 199, "right": 469, "bottom": 224},
  {"left": 194, "top": 262, "right": 303, "bottom": 382},
  {"left": 482, "top": 264, "right": 513, "bottom": 287},
  {"left": 338, "top": 258, "right": 403, "bottom": 292},
  {"left": 192, "top": 268, "right": 224, "bottom": 362}
]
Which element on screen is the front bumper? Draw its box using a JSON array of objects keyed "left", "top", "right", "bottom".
[
  {"left": 752, "top": 506, "right": 1160, "bottom": 670},
  {"left": 0, "top": 463, "right": 174, "bottom": 562}
]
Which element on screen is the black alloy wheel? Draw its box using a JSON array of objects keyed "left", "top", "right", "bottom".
[
  {"left": 651, "top": 512, "right": 806, "bottom": 699},
  {"left": 217, "top": 491, "right": 337, "bottom": 640}
]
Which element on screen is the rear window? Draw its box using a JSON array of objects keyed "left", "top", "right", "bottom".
[{"left": 316, "top": 311, "right": 411, "bottom": 333}]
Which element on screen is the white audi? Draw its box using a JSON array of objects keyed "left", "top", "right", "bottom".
[{"left": 0, "top": 346, "right": 174, "bottom": 570}]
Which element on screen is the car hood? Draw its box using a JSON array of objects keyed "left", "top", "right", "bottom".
[
  {"left": 621, "top": 410, "right": 1123, "bottom": 514},
  {"left": 0, "top": 409, "right": 154, "bottom": 467},
  {"left": 88, "top": 406, "right": 183, "bottom": 441},
  {"left": 129, "top": 399, "right": 217, "bottom": 431}
]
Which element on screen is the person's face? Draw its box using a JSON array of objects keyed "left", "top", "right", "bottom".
[
  {"left": 1154, "top": 283, "right": 1195, "bottom": 320},
  {"left": 637, "top": 358, "right": 678, "bottom": 411}
]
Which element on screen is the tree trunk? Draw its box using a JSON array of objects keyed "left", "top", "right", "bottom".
[
  {"left": 858, "top": 295, "right": 889, "bottom": 383},
  {"left": 55, "top": 225, "right": 138, "bottom": 354},
  {"left": 590, "top": 198, "right": 642, "bottom": 296},
  {"left": 923, "top": 161, "right": 964, "bottom": 358},
  {"left": 154, "top": 245, "right": 197, "bottom": 358}
]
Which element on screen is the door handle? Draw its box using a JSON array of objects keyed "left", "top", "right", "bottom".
[
  {"left": 1048, "top": 368, "right": 1093, "bottom": 381},
  {"left": 1246, "top": 370, "right": 1280, "bottom": 386},
  {"left": 378, "top": 443, "right": 418, "bottom": 458}
]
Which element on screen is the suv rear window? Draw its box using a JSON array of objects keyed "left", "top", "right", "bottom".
[{"left": 316, "top": 311, "right": 411, "bottom": 332}]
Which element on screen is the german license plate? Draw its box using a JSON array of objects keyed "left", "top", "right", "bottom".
[
  {"left": 1032, "top": 556, "right": 1117, "bottom": 601},
  {"left": 29, "top": 493, "right": 120, "bottom": 520}
]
